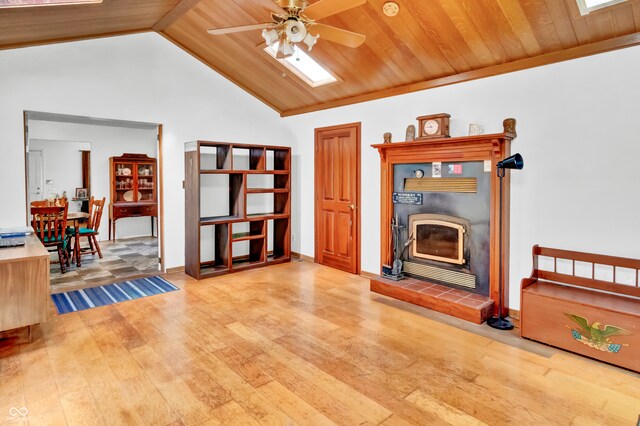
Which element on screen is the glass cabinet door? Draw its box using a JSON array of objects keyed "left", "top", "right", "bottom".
[
  {"left": 115, "top": 162, "right": 135, "bottom": 202},
  {"left": 137, "top": 163, "right": 155, "bottom": 202}
]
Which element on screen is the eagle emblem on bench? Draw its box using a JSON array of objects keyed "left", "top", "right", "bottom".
[{"left": 565, "top": 313, "right": 631, "bottom": 353}]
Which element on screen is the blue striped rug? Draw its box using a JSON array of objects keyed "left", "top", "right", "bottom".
[{"left": 51, "top": 276, "right": 179, "bottom": 314}]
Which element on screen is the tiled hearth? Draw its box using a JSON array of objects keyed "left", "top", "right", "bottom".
[{"left": 370, "top": 275, "right": 494, "bottom": 324}]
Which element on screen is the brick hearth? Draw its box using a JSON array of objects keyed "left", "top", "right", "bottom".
[{"left": 370, "top": 275, "right": 494, "bottom": 324}]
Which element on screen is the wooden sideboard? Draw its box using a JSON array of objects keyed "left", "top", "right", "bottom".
[
  {"left": 108, "top": 153, "right": 158, "bottom": 241},
  {"left": 0, "top": 234, "right": 50, "bottom": 336}
]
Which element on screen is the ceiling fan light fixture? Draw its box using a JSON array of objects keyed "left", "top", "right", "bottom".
[
  {"left": 277, "top": 39, "right": 296, "bottom": 57},
  {"left": 285, "top": 19, "right": 307, "bottom": 43},
  {"left": 302, "top": 32, "right": 319, "bottom": 50},
  {"left": 262, "top": 28, "right": 280, "bottom": 46},
  {"left": 209, "top": 0, "right": 367, "bottom": 54}
]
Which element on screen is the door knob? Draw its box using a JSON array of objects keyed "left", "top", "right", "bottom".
[{"left": 348, "top": 204, "right": 356, "bottom": 210}]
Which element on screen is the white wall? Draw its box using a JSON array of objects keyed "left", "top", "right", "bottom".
[
  {"left": 284, "top": 45, "right": 640, "bottom": 309},
  {"left": 29, "top": 139, "right": 90, "bottom": 210},
  {"left": 0, "top": 32, "right": 291, "bottom": 269},
  {"left": 2, "top": 31, "right": 639, "bottom": 309},
  {"left": 29, "top": 121, "right": 158, "bottom": 239}
]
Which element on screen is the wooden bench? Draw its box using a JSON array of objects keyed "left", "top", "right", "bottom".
[{"left": 521, "top": 245, "right": 640, "bottom": 372}]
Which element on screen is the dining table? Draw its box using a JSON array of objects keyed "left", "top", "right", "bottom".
[{"left": 67, "top": 211, "right": 89, "bottom": 267}]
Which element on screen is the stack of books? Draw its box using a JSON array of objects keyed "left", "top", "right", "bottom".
[{"left": 0, "top": 226, "right": 33, "bottom": 248}]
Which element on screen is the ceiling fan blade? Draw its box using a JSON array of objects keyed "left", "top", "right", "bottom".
[
  {"left": 266, "top": 0, "right": 288, "bottom": 15},
  {"left": 310, "top": 23, "right": 366, "bottom": 48},
  {"left": 302, "top": 0, "right": 366, "bottom": 21},
  {"left": 207, "top": 23, "right": 274, "bottom": 36}
]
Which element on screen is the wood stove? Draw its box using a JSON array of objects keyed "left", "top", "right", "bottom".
[{"left": 369, "top": 118, "right": 518, "bottom": 324}]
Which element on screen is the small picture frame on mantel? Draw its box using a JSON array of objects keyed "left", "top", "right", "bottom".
[{"left": 75, "top": 188, "right": 87, "bottom": 199}]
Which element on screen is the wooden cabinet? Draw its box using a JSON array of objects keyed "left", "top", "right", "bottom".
[
  {"left": 184, "top": 141, "right": 291, "bottom": 279},
  {"left": 109, "top": 153, "right": 158, "bottom": 241},
  {"left": 0, "top": 234, "right": 49, "bottom": 335}
]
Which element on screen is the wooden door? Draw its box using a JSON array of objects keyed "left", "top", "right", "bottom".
[
  {"left": 28, "top": 150, "right": 44, "bottom": 204},
  {"left": 314, "top": 123, "right": 360, "bottom": 274}
]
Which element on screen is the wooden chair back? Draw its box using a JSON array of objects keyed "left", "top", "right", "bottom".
[
  {"left": 87, "top": 197, "right": 106, "bottom": 232},
  {"left": 30, "top": 204, "right": 69, "bottom": 246},
  {"left": 30, "top": 197, "right": 67, "bottom": 207}
]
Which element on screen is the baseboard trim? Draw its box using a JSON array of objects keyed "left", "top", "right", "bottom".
[
  {"left": 509, "top": 308, "right": 521, "bottom": 328},
  {"left": 165, "top": 266, "right": 185, "bottom": 274},
  {"left": 360, "top": 270, "right": 378, "bottom": 279},
  {"left": 292, "top": 251, "right": 314, "bottom": 263}
]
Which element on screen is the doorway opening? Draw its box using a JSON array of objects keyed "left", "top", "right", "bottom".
[{"left": 23, "top": 111, "right": 165, "bottom": 293}]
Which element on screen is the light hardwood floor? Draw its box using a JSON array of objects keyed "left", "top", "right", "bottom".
[{"left": 1, "top": 260, "right": 639, "bottom": 425}]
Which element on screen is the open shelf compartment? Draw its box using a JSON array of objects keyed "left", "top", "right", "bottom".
[
  {"left": 199, "top": 143, "right": 232, "bottom": 171},
  {"left": 199, "top": 173, "right": 244, "bottom": 223},
  {"left": 232, "top": 237, "right": 266, "bottom": 269},
  {"left": 199, "top": 223, "right": 230, "bottom": 276},
  {"left": 266, "top": 147, "right": 290, "bottom": 171},
  {"left": 232, "top": 220, "right": 266, "bottom": 242},
  {"left": 268, "top": 218, "right": 290, "bottom": 262}
]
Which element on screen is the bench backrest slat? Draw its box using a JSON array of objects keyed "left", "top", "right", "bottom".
[
  {"left": 530, "top": 245, "right": 640, "bottom": 299},
  {"left": 537, "top": 270, "right": 640, "bottom": 298},
  {"left": 534, "top": 246, "right": 640, "bottom": 270}
]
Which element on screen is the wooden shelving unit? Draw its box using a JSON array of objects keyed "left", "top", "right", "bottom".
[{"left": 184, "top": 141, "right": 291, "bottom": 279}]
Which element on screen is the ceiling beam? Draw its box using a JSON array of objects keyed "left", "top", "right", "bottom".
[
  {"left": 280, "top": 32, "right": 640, "bottom": 117},
  {"left": 153, "top": 0, "right": 203, "bottom": 31}
]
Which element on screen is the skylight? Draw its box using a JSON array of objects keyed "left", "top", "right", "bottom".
[
  {"left": 576, "top": 0, "right": 627, "bottom": 15},
  {"left": 0, "top": 0, "right": 102, "bottom": 8},
  {"left": 265, "top": 43, "right": 337, "bottom": 88}
]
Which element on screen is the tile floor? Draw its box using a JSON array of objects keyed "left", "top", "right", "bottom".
[{"left": 49, "top": 236, "right": 160, "bottom": 293}]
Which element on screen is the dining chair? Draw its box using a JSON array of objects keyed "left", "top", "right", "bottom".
[
  {"left": 68, "top": 196, "right": 105, "bottom": 261},
  {"left": 31, "top": 203, "right": 70, "bottom": 273},
  {"left": 30, "top": 198, "right": 66, "bottom": 207}
]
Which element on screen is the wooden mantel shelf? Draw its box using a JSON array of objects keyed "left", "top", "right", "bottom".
[
  {"left": 372, "top": 131, "right": 516, "bottom": 151},
  {"left": 372, "top": 131, "right": 517, "bottom": 165},
  {"left": 371, "top": 119, "right": 519, "bottom": 321}
]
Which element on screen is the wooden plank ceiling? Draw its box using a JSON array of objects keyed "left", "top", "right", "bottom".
[
  {"left": 0, "top": 0, "right": 182, "bottom": 48},
  {"left": 1, "top": 0, "right": 639, "bottom": 116}
]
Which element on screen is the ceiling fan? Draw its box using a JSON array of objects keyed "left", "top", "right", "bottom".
[{"left": 207, "top": 0, "right": 367, "bottom": 59}]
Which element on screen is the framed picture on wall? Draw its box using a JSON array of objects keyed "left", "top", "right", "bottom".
[{"left": 75, "top": 188, "right": 88, "bottom": 199}]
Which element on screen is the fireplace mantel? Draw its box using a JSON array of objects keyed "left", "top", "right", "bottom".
[{"left": 371, "top": 119, "right": 517, "bottom": 322}]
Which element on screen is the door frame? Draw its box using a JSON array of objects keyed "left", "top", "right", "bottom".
[
  {"left": 313, "top": 122, "right": 361, "bottom": 274},
  {"left": 22, "top": 113, "right": 166, "bottom": 273}
]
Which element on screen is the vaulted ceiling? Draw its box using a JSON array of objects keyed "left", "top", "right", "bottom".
[{"left": 1, "top": 0, "right": 640, "bottom": 116}]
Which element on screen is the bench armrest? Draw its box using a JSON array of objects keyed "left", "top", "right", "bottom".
[{"left": 521, "top": 277, "right": 536, "bottom": 290}]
